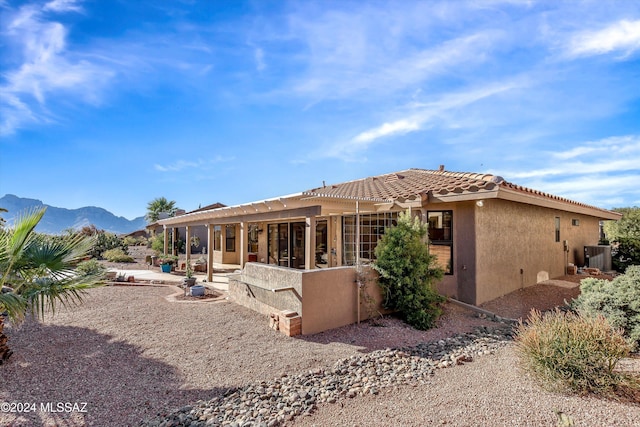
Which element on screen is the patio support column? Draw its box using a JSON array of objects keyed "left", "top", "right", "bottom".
[
  {"left": 185, "top": 225, "right": 192, "bottom": 265},
  {"left": 305, "top": 216, "right": 316, "bottom": 270},
  {"left": 207, "top": 224, "right": 214, "bottom": 283},
  {"left": 172, "top": 227, "right": 178, "bottom": 256},
  {"left": 163, "top": 226, "right": 169, "bottom": 256},
  {"left": 240, "top": 221, "right": 248, "bottom": 267},
  {"left": 355, "top": 201, "right": 360, "bottom": 267},
  {"left": 334, "top": 216, "right": 343, "bottom": 267}
]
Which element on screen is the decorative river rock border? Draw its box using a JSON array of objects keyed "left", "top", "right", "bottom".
[{"left": 141, "top": 324, "right": 514, "bottom": 427}]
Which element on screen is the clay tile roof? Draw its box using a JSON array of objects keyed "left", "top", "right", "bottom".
[
  {"left": 302, "top": 168, "right": 502, "bottom": 201},
  {"left": 301, "top": 168, "right": 614, "bottom": 215},
  {"left": 498, "top": 181, "right": 610, "bottom": 212}
]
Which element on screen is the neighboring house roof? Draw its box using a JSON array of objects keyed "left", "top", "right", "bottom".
[
  {"left": 147, "top": 203, "right": 226, "bottom": 230},
  {"left": 158, "top": 168, "right": 621, "bottom": 225},
  {"left": 188, "top": 202, "right": 226, "bottom": 213}
]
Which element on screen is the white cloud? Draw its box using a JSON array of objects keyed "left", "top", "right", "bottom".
[
  {"left": 0, "top": 2, "right": 113, "bottom": 135},
  {"left": 552, "top": 135, "right": 640, "bottom": 160},
  {"left": 493, "top": 134, "right": 640, "bottom": 208},
  {"left": 154, "top": 156, "right": 235, "bottom": 172},
  {"left": 345, "top": 81, "right": 518, "bottom": 153},
  {"left": 567, "top": 19, "right": 640, "bottom": 58},
  {"left": 278, "top": 2, "right": 503, "bottom": 101},
  {"left": 254, "top": 47, "right": 266, "bottom": 71},
  {"left": 43, "top": 0, "right": 83, "bottom": 13},
  {"left": 154, "top": 160, "right": 200, "bottom": 173},
  {"left": 353, "top": 119, "right": 421, "bottom": 144}
]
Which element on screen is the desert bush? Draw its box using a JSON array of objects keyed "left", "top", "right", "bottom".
[
  {"left": 572, "top": 266, "right": 640, "bottom": 344},
  {"left": 515, "top": 309, "right": 634, "bottom": 395},
  {"left": 90, "top": 231, "right": 128, "bottom": 259},
  {"left": 123, "top": 235, "right": 148, "bottom": 246},
  {"left": 75, "top": 259, "right": 107, "bottom": 277},
  {"left": 102, "top": 248, "right": 134, "bottom": 263},
  {"left": 372, "top": 210, "right": 445, "bottom": 330},
  {"left": 123, "top": 236, "right": 138, "bottom": 246}
]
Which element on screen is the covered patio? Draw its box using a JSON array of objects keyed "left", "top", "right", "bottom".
[{"left": 157, "top": 191, "right": 419, "bottom": 284}]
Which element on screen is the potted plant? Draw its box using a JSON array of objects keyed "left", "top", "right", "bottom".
[
  {"left": 183, "top": 263, "right": 197, "bottom": 288},
  {"left": 158, "top": 255, "right": 178, "bottom": 273}
]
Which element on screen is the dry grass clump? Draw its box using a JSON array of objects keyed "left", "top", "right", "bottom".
[{"left": 515, "top": 309, "right": 639, "bottom": 398}]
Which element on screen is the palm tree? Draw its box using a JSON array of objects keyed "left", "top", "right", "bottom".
[
  {"left": 145, "top": 197, "right": 179, "bottom": 223},
  {"left": 0, "top": 207, "right": 103, "bottom": 363}
]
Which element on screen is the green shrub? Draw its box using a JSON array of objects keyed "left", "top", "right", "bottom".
[
  {"left": 372, "top": 210, "right": 445, "bottom": 330},
  {"left": 611, "top": 238, "right": 640, "bottom": 272},
  {"left": 102, "top": 248, "right": 134, "bottom": 263},
  {"left": 515, "top": 309, "right": 634, "bottom": 395},
  {"left": 157, "top": 255, "right": 178, "bottom": 265},
  {"left": 75, "top": 259, "right": 107, "bottom": 277},
  {"left": 91, "top": 231, "right": 127, "bottom": 259},
  {"left": 572, "top": 266, "right": 640, "bottom": 344},
  {"left": 150, "top": 234, "right": 165, "bottom": 254}
]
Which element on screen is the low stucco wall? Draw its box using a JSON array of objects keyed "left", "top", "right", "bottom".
[
  {"left": 300, "top": 266, "right": 386, "bottom": 335},
  {"left": 228, "top": 263, "right": 385, "bottom": 335}
]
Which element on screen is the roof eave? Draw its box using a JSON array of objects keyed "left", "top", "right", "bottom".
[{"left": 497, "top": 187, "right": 622, "bottom": 220}]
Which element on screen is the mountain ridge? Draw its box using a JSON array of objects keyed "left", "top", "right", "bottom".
[{"left": 0, "top": 194, "right": 147, "bottom": 235}]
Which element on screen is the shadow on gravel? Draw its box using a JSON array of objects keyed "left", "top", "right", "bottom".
[
  {"left": 0, "top": 323, "right": 225, "bottom": 427},
  {"left": 296, "top": 304, "right": 511, "bottom": 354}
]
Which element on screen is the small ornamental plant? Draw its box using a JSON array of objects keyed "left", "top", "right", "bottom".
[{"left": 157, "top": 255, "right": 178, "bottom": 266}]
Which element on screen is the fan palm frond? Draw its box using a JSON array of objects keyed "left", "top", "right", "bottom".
[{"left": 0, "top": 292, "right": 27, "bottom": 322}]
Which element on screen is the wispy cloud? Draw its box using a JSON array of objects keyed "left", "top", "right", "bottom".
[
  {"left": 288, "top": 25, "right": 500, "bottom": 100},
  {"left": 552, "top": 135, "right": 640, "bottom": 160},
  {"left": 353, "top": 119, "right": 421, "bottom": 144},
  {"left": 43, "top": 0, "right": 83, "bottom": 13},
  {"left": 254, "top": 47, "right": 266, "bottom": 71},
  {"left": 154, "top": 156, "right": 235, "bottom": 173},
  {"left": 332, "top": 82, "right": 519, "bottom": 158},
  {"left": 493, "top": 135, "right": 640, "bottom": 208},
  {"left": 566, "top": 19, "right": 640, "bottom": 58},
  {"left": 0, "top": 2, "right": 113, "bottom": 135}
]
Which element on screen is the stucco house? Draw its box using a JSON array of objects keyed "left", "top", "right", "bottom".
[{"left": 158, "top": 167, "right": 620, "bottom": 307}]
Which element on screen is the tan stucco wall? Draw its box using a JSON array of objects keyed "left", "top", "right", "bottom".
[
  {"left": 301, "top": 266, "right": 386, "bottom": 335},
  {"left": 474, "top": 198, "right": 601, "bottom": 305},
  {"left": 228, "top": 263, "right": 386, "bottom": 335}
]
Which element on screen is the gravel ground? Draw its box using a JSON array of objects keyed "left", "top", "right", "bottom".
[
  {"left": 2, "top": 276, "right": 638, "bottom": 426},
  {"left": 0, "top": 285, "right": 496, "bottom": 427},
  {"left": 295, "top": 345, "right": 640, "bottom": 427}
]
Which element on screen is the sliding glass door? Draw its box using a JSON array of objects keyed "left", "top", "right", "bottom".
[{"left": 268, "top": 222, "right": 306, "bottom": 269}]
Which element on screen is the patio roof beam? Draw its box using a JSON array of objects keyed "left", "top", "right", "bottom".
[{"left": 157, "top": 206, "right": 323, "bottom": 227}]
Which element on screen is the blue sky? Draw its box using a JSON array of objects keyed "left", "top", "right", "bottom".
[{"left": 1, "top": 0, "right": 640, "bottom": 220}]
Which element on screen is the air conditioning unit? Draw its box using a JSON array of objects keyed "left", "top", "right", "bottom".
[{"left": 584, "top": 245, "right": 612, "bottom": 271}]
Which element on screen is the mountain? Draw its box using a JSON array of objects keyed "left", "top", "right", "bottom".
[{"left": 0, "top": 194, "right": 147, "bottom": 235}]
